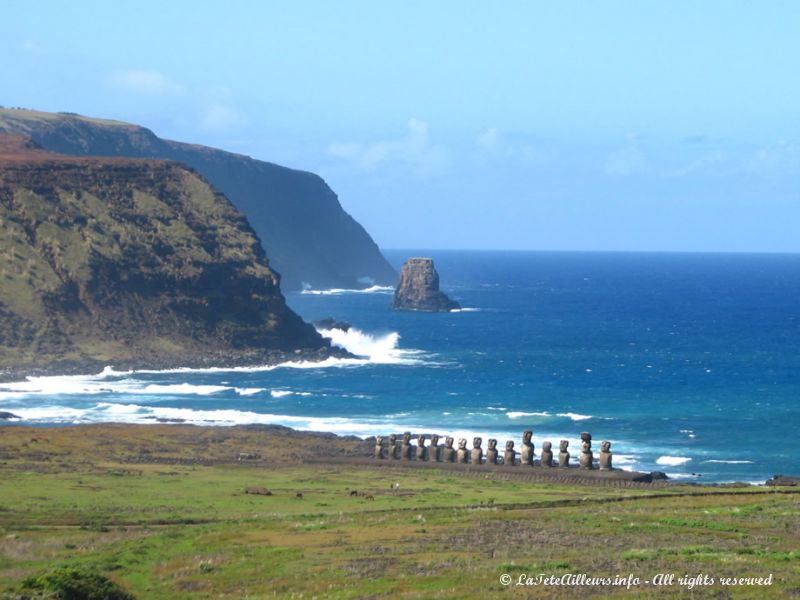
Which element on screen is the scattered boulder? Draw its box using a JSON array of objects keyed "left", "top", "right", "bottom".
[
  {"left": 313, "top": 318, "right": 351, "bottom": 332},
  {"left": 237, "top": 452, "right": 261, "bottom": 461},
  {"left": 765, "top": 474, "right": 800, "bottom": 486},
  {"left": 391, "top": 258, "right": 460, "bottom": 312},
  {"left": 244, "top": 487, "right": 272, "bottom": 496}
]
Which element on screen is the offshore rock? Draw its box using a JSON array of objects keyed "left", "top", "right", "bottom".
[
  {"left": 312, "top": 318, "right": 351, "bottom": 332},
  {"left": 391, "top": 258, "right": 460, "bottom": 312}
]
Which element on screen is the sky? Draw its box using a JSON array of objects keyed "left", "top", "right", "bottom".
[{"left": 2, "top": 1, "right": 799, "bottom": 251}]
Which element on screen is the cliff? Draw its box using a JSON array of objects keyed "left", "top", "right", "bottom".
[
  {"left": 391, "top": 257, "right": 460, "bottom": 312},
  {"left": 0, "top": 134, "right": 329, "bottom": 372},
  {"left": 0, "top": 108, "right": 396, "bottom": 290}
]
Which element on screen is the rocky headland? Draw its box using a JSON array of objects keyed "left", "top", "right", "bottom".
[
  {"left": 391, "top": 257, "right": 460, "bottom": 312},
  {"left": 0, "top": 134, "right": 335, "bottom": 375},
  {"left": 0, "top": 108, "right": 396, "bottom": 290}
]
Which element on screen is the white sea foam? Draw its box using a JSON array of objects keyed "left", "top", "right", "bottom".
[
  {"left": 656, "top": 456, "right": 692, "bottom": 466},
  {"left": 506, "top": 411, "right": 552, "bottom": 419},
  {"left": 0, "top": 375, "right": 266, "bottom": 401},
  {"left": 8, "top": 402, "right": 424, "bottom": 434},
  {"left": 702, "top": 460, "right": 754, "bottom": 464},
  {"left": 450, "top": 307, "right": 481, "bottom": 313},
  {"left": 300, "top": 285, "right": 394, "bottom": 296},
  {"left": 139, "top": 383, "right": 230, "bottom": 395},
  {"left": 557, "top": 412, "right": 593, "bottom": 421},
  {"left": 316, "top": 326, "right": 424, "bottom": 365},
  {"left": 0, "top": 340, "right": 421, "bottom": 389},
  {"left": 11, "top": 406, "right": 100, "bottom": 421},
  {"left": 235, "top": 387, "right": 265, "bottom": 396},
  {"left": 662, "top": 472, "right": 702, "bottom": 480},
  {"left": 613, "top": 454, "right": 640, "bottom": 466},
  {"left": 505, "top": 411, "right": 597, "bottom": 422},
  {"left": 268, "top": 389, "right": 313, "bottom": 398}
]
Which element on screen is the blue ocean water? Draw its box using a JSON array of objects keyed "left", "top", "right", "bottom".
[{"left": 2, "top": 250, "right": 799, "bottom": 483}]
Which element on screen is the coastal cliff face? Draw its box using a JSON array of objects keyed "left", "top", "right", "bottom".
[
  {"left": 0, "top": 109, "right": 396, "bottom": 290},
  {"left": 391, "top": 257, "right": 460, "bottom": 312},
  {"left": 0, "top": 134, "right": 327, "bottom": 372}
]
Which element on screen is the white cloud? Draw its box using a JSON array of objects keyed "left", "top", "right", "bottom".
[
  {"left": 200, "top": 102, "right": 245, "bottom": 131},
  {"left": 477, "top": 127, "right": 499, "bottom": 151},
  {"left": 326, "top": 118, "right": 449, "bottom": 174},
  {"left": 22, "top": 41, "right": 42, "bottom": 54},
  {"left": 109, "top": 69, "right": 184, "bottom": 95},
  {"left": 606, "top": 142, "right": 649, "bottom": 176},
  {"left": 662, "top": 151, "right": 729, "bottom": 179},
  {"left": 474, "top": 128, "right": 553, "bottom": 166},
  {"left": 327, "top": 142, "right": 363, "bottom": 160},
  {"left": 743, "top": 141, "right": 800, "bottom": 176}
]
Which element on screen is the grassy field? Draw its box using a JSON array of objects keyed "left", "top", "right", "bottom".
[{"left": 0, "top": 425, "right": 798, "bottom": 598}]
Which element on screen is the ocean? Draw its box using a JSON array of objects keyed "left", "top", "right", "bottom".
[{"left": 2, "top": 250, "right": 799, "bottom": 483}]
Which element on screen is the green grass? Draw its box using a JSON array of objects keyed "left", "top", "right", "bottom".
[{"left": 1, "top": 425, "right": 798, "bottom": 598}]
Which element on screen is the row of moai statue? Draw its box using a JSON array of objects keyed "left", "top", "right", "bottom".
[{"left": 374, "top": 431, "right": 612, "bottom": 470}]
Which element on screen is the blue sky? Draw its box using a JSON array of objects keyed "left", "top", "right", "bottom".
[{"left": 2, "top": 1, "right": 799, "bottom": 251}]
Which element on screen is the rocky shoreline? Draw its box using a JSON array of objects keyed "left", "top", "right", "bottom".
[
  {"left": 0, "top": 420, "right": 793, "bottom": 487},
  {"left": 0, "top": 346, "right": 350, "bottom": 383}
]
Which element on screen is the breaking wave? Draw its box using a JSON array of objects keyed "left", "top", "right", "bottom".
[
  {"left": 300, "top": 285, "right": 394, "bottom": 296},
  {"left": 315, "top": 326, "right": 425, "bottom": 365},
  {"left": 0, "top": 374, "right": 265, "bottom": 401},
  {"left": 506, "top": 411, "right": 597, "bottom": 422},
  {"left": 6, "top": 402, "right": 420, "bottom": 434},
  {"left": 656, "top": 455, "right": 692, "bottom": 466},
  {"left": 270, "top": 389, "right": 312, "bottom": 398}
]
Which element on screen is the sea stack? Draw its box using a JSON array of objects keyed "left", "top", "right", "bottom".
[{"left": 391, "top": 257, "right": 460, "bottom": 312}]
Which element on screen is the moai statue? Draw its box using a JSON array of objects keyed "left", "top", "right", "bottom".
[
  {"left": 457, "top": 438, "right": 469, "bottom": 463},
  {"left": 429, "top": 434, "right": 441, "bottom": 462},
  {"left": 401, "top": 432, "right": 413, "bottom": 460},
  {"left": 416, "top": 434, "right": 428, "bottom": 461},
  {"left": 374, "top": 436, "right": 386, "bottom": 459},
  {"left": 485, "top": 439, "right": 498, "bottom": 465},
  {"left": 504, "top": 440, "right": 516, "bottom": 465},
  {"left": 540, "top": 441, "right": 554, "bottom": 467},
  {"left": 389, "top": 434, "right": 400, "bottom": 460},
  {"left": 520, "top": 430, "right": 535, "bottom": 466},
  {"left": 599, "top": 440, "right": 612, "bottom": 471},
  {"left": 558, "top": 440, "right": 570, "bottom": 467},
  {"left": 470, "top": 437, "right": 483, "bottom": 464},
  {"left": 579, "top": 432, "right": 594, "bottom": 469},
  {"left": 442, "top": 437, "right": 456, "bottom": 462}
]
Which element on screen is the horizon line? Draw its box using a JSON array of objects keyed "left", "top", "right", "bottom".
[{"left": 380, "top": 248, "right": 800, "bottom": 256}]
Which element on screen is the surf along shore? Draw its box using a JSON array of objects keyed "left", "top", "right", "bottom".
[{"left": 1, "top": 422, "right": 799, "bottom": 598}]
